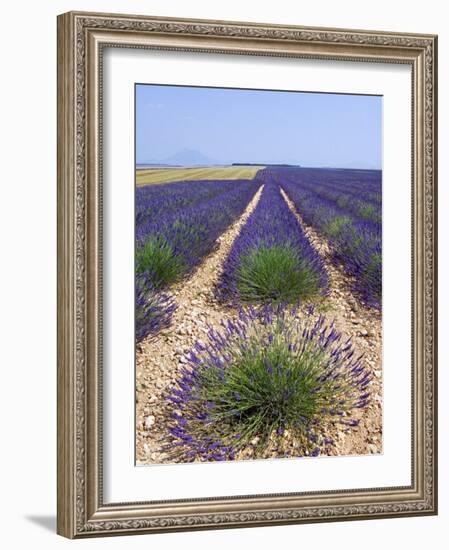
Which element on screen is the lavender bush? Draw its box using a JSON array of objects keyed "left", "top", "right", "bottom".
[
  {"left": 135, "top": 273, "right": 176, "bottom": 342},
  {"left": 218, "top": 175, "right": 328, "bottom": 304},
  {"left": 166, "top": 306, "right": 371, "bottom": 461},
  {"left": 331, "top": 220, "right": 381, "bottom": 308}
]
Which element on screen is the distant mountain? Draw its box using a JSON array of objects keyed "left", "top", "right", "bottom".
[{"left": 160, "top": 149, "right": 217, "bottom": 166}]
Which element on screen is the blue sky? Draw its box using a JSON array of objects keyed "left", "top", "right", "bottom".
[{"left": 136, "top": 84, "right": 382, "bottom": 169}]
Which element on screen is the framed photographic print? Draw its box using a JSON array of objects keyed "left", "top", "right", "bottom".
[{"left": 57, "top": 11, "right": 438, "bottom": 538}]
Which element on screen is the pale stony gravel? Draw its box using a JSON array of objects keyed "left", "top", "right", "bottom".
[{"left": 136, "top": 185, "right": 382, "bottom": 464}]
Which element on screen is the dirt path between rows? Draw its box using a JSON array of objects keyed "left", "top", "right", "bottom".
[
  {"left": 136, "top": 185, "right": 264, "bottom": 464},
  {"left": 280, "top": 187, "right": 383, "bottom": 456}
]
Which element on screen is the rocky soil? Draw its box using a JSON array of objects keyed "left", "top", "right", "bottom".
[{"left": 136, "top": 186, "right": 382, "bottom": 465}]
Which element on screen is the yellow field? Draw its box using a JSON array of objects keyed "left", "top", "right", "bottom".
[{"left": 136, "top": 166, "right": 263, "bottom": 186}]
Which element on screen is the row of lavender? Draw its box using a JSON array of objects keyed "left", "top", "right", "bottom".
[
  {"left": 217, "top": 172, "right": 328, "bottom": 304},
  {"left": 291, "top": 168, "right": 381, "bottom": 209},
  {"left": 285, "top": 170, "right": 381, "bottom": 224},
  {"left": 275, "top": 167, "right": 382, "bottom": 309},
  {"left": 136, "top": 178, "right": 245, "bottom": 225},
  {"left": 135, "top": 178, "right": 260, "bottom": 342}
]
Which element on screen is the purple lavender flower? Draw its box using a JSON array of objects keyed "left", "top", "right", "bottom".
[
  {"left": 217, "top": 174, "right": 328, "bottom": 304},
  {"left": 277, "top": 167, "right": 381, "bottom": 310},
  {"left": 135, "top": 272, "right": 176, "bottom": 342},
  {"left": 136, "top": 178, "right": 260, "bottom": 289},
  {"left": 165, "top": 305, "right": 371, "bottom": 462}
]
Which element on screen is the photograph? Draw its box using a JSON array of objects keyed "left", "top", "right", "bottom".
[{"left": 134, "top": 84, "right": 383, "bottom": 465}]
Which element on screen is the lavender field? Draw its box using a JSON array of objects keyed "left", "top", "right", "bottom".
[{"left": 135, "top": 166, "right": 382, "bottom": 464}]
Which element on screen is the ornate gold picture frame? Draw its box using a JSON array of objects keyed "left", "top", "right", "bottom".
[{"left": 57, "top": 11, "right": 437, "bottom": 538}]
